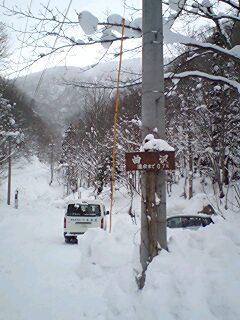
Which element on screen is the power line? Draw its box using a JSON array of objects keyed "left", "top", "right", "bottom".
[
  {"left": 33, "top": 0, "right": 73, "bottom": 98},
  {"left": 22, "top": 0, "right": 52, "bottom": 87},
  {"left": 15, "top": 0, "right": 34, "bottom": 79}
]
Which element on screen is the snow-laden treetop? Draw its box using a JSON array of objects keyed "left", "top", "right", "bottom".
[
  {"left": 78, "top": 11, "right": 98, "bottom": 35},
  {"left": 77, "top": 2, "right": 240, "bottom": 92},
  {"left": 78, "top": 11, "right": 142, "bottom": 49},
  {"left": 77, "top": 7, "right": 240, "bottom": 60}
]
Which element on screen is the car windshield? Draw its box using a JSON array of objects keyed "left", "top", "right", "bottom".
[{"left": 67, "top": 204, "right": 101, "bottom": 217}]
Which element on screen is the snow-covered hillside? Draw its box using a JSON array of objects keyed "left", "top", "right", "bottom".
[
  {"left": 0, "top": 158, "right": 240, "bottom": 320},
  {"left": 15, "top": 59, "right": 141, "bottom": 133}
]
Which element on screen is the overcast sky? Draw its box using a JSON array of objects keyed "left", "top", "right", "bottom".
[{"left": 1, "top": 0, "right": 142, "bottom": 77}]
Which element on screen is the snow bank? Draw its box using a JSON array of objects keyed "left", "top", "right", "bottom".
[
  {"left": 75, "top": 208, "right": 240, "bottom": 319},
  {"left": 75, "top": 207, "right": 240, "bottom": 319},
  {"left": 144, "top": 215, "right": 240, "bottom": 320},
  {"left": 79, "top": 217, "right": 139, "bottom": 271}
]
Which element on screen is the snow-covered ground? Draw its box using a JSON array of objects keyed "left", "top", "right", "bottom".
[{"left": 0, "top": 158, "right": 240, "bottom": 320}]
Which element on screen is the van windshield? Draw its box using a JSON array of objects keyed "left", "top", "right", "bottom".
[{"left": 67, "top": 204, "right": 101, "bottom": 217}]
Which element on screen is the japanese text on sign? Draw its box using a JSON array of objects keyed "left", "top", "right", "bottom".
[{"left": 125, "top": 151, "right": 175, "bottom": 171}]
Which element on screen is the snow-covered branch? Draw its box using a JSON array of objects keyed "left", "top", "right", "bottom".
[{"left": 165, "top": 70, "right": 240, "bottom": 93}]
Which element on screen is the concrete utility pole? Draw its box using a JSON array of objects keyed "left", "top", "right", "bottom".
[
  {"left": 140, "top": 0, "right": 167, "bottom": 279},
  {"left": 14, "top": 189, "right": 19, "bottom": 209},
  {"left": 7, "top": 138, "right": 12, "bottom": 205},
  {"left": 49, "top": 143, "right": 55, "bottom": 186}
]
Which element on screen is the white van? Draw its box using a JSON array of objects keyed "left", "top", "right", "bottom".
[{"left": 63, "top": 199, "right": 109, "bottom": 243}]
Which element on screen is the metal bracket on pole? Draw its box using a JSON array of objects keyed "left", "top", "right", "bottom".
[{"left": 152, "top": 30, "right": 161, "bottom": 44}]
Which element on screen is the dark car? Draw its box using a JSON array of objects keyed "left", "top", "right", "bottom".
[{"left": 167, "top": 214, "right": 213, "bottom": 229}]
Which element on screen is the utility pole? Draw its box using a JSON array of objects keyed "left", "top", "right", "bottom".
[
  {"left": 7, "top": 138, "right": 12, "bottom": 205},
  {"left": 49, "top": 143, "right": 55, "bottom": 186},
  {"left": 14, "top": 189, "right": 19, "bottom": 209},
  {"left": 66, "top": 165, "right": 70, "bottom": 196},
  {"left": 140, "top": 0, "right": 167, "bottom": 282}
]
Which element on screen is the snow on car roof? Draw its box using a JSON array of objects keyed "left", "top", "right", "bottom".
[
  {"left": 167, "top": 213, "right": 212, "bottom": 219},
  {"left": 67, "top": 199, "right": 104, "bottom": 205}
]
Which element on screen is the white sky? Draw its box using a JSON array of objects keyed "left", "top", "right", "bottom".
[{"left": 1, "top": 0, "right": 142, "bottom": 77}]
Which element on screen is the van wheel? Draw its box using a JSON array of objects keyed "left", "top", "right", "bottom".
[
  {"left": 65, "top": 236, "right": 78, "bottom": 244},
  {"left": 65, "top": 237, "right": 70, "bottom": 243},
  {"left": 71, "top": 237, "right": 78, "bottom": 244}
]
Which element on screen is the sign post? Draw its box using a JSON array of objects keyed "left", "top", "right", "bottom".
[{"left": 126, "top": 150, "right": 175, "bottom": 288}]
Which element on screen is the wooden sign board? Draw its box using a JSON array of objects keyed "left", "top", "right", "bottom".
[{"left": 125, "top": 151, "right": 175, "bottom": 171}]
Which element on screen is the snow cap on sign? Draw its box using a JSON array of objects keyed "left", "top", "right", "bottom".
[
  {"left": 78, "top": 11, "right": 98, "bottom": 35},
  {"left": 142, "top": 134, "right": 174, "bottom": 152}
]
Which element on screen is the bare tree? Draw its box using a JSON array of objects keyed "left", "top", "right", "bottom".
[
  {"left": 2, "top": 1, "right": 240, "bottom": 88},
  {"left": 0, "top": 22, "right": 8, "bottom": 65},
  {"left": 165, "top": 42, "right": 240, "bottom": 199}
]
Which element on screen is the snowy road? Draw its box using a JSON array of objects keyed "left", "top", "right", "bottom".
[
  {"left": 0, "top": 198, "right": 138, "bottom": 320},
  {"left": 0, "top": 159, "right": 109, "bottom": 320},
  {"left": 0, "top": 205, "right": 86, "bottom": 320}
]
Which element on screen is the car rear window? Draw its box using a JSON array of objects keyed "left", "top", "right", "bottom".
[
  {"left": 167, "top": 215, "right": 214, "bottom": 229},
  {"left": 167, "top": 217, "right": 182, "bottom": 228},
  {"left": 67, "top": 204, "right": 101, "bottom": 216}
]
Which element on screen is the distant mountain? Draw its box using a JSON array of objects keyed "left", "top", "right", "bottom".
[{"left": 15, "top": 59, "right": 141, "bottom": 134}]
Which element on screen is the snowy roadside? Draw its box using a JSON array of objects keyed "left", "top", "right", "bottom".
[{"left": 0, "top": 158, "right": 240, "bottom": 320}]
